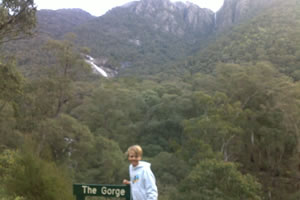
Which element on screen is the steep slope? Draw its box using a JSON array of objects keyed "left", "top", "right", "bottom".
[
  {"left": 1, "top": 9, "right": 95, "bottom": 77},
  {"left": 72, "top": 0, "right": 215, "bottom": 75},
  {"left": 216, "top": 0, "right": 279, "bottom": 31},
  {"left": 129, "top": 0, "right": 214, "bottom": 37},
  {"left": 37, "top": 9, "right": 95, "bottom": 38},
  {"left": 183, "top": 0, "right": 300, "bottom": 79}
]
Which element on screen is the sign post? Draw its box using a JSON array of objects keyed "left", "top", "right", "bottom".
[{"left": 73, "top": 184, "right": 130, "bottom": 200}]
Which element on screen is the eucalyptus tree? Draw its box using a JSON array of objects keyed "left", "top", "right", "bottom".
[
  {"left": 0, "top": 0, "right": 36, "bottom": 44},
  {"left": 174, "top": 159, "right": 262, "bottom": 200},
  {"left": 0, "top": 0, "right": 36, "bottom": 147},
  {"left": 213, "top": 62, "right": 300, "bottom": 199},
  {"left": 31, "top": 34, "right": 91, "bottom": 118},
  {"left": 0, "top": 148, "right": 74, "bottom": 200},
  {"left": 0, "top": 0, "right": 36, "bottom": 105}
]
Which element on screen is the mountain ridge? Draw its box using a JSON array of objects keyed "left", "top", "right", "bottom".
[
  {"left": 36, "top": 8, "right": 95, "bottom": 38},
  {"left": 216, "top": 0, "right": 279, "bottom": 30},
  {"left": 4, "top": 0, "right": 286, "bottom": 77}
]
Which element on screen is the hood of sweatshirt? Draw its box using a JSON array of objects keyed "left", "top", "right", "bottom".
[
  {"left": 132, "top": 161, "right": 151, "bottom": 169},
  {"left": 131, "top": 161, "right": 151, "bottom": 171}
]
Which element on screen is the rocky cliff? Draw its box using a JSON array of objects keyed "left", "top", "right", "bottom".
[
  {"left": 122, "top": 0, "right": 215, "bottom": 37},
  {"left": 216, "top": 0, "right": 278, "bottom": 31}
]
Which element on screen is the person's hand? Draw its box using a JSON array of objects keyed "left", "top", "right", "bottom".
[{"left": 123, "top": 179, "right": 130, "bottom": 185}]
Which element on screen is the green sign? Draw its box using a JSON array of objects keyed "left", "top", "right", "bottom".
[{"left": 73, "top": 184, "right": 130, "bottom": 200}]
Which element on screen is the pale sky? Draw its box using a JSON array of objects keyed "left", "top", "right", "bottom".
[{"left": 34, "top": 0, "right": 224, "bottom": 16}]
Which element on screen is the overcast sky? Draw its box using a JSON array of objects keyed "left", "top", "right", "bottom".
[{"left": 34, "top": 0, "right": 224, "bottom": 16}]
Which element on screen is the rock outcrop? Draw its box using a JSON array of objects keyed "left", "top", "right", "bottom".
[
  {"left": 216, "top": 0, "right": 277, "bottom": 31},
  {"left": 127, "top": 0, "right": 214, "bottom": 37}
]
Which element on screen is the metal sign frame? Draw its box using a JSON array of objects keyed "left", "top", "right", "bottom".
[{"left": 73, "top": 184, "right": 130, "bottom": 200}]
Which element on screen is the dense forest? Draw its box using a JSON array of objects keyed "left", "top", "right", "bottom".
[{"left": 1, "top": 0, "right": 300, "bottom": 200}]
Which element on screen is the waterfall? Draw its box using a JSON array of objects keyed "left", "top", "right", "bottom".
[
  {"left": 85, "top": 55, "right": 108, "bottom": 77},
  {"left": 214, "top": 12, "right": 217, "bottom": 26}
]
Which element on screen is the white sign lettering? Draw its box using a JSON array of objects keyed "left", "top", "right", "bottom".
[
  {"left": 101, "top": 187, "right": 126, "bottom": 197},
  {"left": 82, "top": 186, "right": 97, "bottom": 194}
]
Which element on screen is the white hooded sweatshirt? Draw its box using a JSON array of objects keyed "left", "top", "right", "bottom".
[{"left": 129, "top": 161, "right": 158, "bottom": 200}]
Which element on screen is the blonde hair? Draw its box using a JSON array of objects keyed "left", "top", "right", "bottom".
[{"left": 126, "top": 145, "right": 143, "bottom": 157}]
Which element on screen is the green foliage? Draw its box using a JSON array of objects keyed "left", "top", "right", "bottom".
[
  {"left": 179, "top": 139, "right": 218, "bottom": 167},
  {"left": 0, "top": 59, "right": 23, "bottom": 103},
  {"left": 71, "top": 79, "right": 147, "bottom": 150},
  {"left": 0, "top": 0, "right": 36, "bottom": 44},
  {"left": 0, "top": 58, "right": 24, "bottom": 150},
  {"left": 214, "top": 63, "right": 300, "bottom": 172},
  {"left": 33, "top": 114, "right": 93, "bottom": 163},
  {"left": 204, "top": 63, "right": 300, "bottom": 199},
  {"left": 1, "top": 1, "right": 300, "bottom": 200},
  {"left": 151, "top": 152, "right": 189, "bottom": 185},
  {"left": 36, "top": 9, "right": 94, "bottom": 39},
  {"left": 175, "top": 159, "right": 262, "bottom": 200},
  {"left": 73, "top": 9, "right": 199, "bottom": 75},
  {"left": 0, "top": 102, "right": 23, "bottom": 150},
  {"left": 43, "top": 34, "right": 91, "bottom": 81},
  {"left": 185, "top": 0, "right": 300, "bottom": 78},
  {"left": 75, "top": 135, "right": 126, "bottom": 184},
  {"left": 14, "top": 37, "right": 93, "bottom": 131},
  {"left": 183, "top": 91, "right": 245, "bottom": 162},
  {"left": 0, "top": 148, "right": 73, "bottom": 200}
]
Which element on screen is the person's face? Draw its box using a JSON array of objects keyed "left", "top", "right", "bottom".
[{"left": 128, "top": 151, "right": 141, "bottom": 167}]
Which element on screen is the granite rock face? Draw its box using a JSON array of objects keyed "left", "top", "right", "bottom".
[
  {"left": 127, "top": 0, "right": 278, "bottom": 35},
  {"left": 128, "top": 0, "right": 214, "bottom": 37},
  {"left": 216, "top": 0, "right": 277, "bottom": 31}
]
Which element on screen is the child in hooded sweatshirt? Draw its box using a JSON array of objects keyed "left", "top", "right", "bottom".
[{"left": 123, "top": 145, "right": 158, "bottom": 200}]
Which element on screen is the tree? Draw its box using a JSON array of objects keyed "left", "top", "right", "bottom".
[
  {"left": 0, "top": 101, "right": 23, "bottom": 151},
  {"left": 183, "top": 91, "right": 245, "bottom": 162},
  {"left": 33, "top": 114, "right": 94, "bottom": 164},
  {"left": 174, "top": 159, "right": 262, "bottom": 200},
  {"left": 214, "top": 62, "right": 300, "bottom": 199},
  {"left": 0, "top": 0, "right": 36, "bottom": 146},
  {"left": 71, "top": 79, "right": 146, "bottom": 150},
  {"left": 0, "top": 0, "right": 36, "bottom": 44},
  {"left": 0, "top": 59, "right": 23, "bottom": 109},
  {"left": 24, "top": 35, "right": 91, "bottom": 118},
  {"left": 0, "top": 148, "right": 74, "bottom": 200},
  {"left": 0, "top": 59, "right": 24, "bottom": 150},
  {"left": 75, "top": 135, "right": 127, "bottom": 184},
  {"left": 151, "top": 152, "right": 189, "bottom": 185}
]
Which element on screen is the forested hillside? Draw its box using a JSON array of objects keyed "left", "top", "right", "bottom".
[
  {"left": 2, "top": 0, "right": 217, "bottom": 78},
  {"left": 1, "top": 0, "right": 300, "bottom": 200},
  {"left": 183, "top": 0, "right": 300, "bottom": 77},
  {"left": 37, "top": 8, "right": 95, "bottom": 38},
  {"left": 71, "top": 0, "right": 215, "bottom": 75}
]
